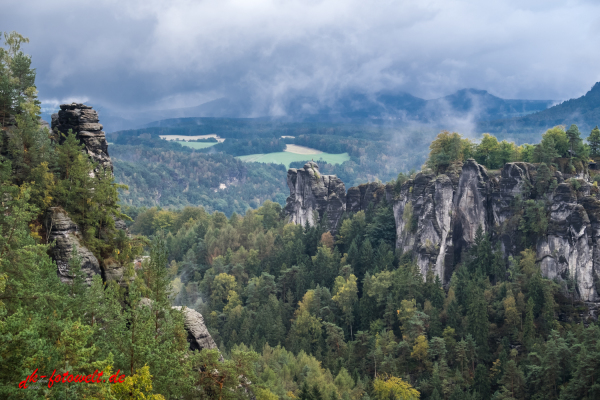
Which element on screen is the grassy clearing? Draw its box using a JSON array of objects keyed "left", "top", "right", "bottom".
[
  {"left": 175, "top": 141, "right": 218, "bottom": 149},
  {"left": 160, "top": 134, "right": 225, "bottom": 142},
  {"left": 284, "top": 144, "right": 322, "bottom": 154},
  {"left": 237, "top": 152, "right": 350, "bottom": 169}
]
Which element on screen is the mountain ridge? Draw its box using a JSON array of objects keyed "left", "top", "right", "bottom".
[
  {"left": 479, "top": 82, "right": 600, "bottom": 136},
  {"left": 44, "top": 87, "right": 555, "bottom": 133}
]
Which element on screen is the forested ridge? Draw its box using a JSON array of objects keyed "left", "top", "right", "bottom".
[
  {"left": 111, "top": 145, "right": 288, "bottom": 215},
  {"left": 4, "top": 30, "right": 600, "bottom": 400},
  {"left": 108, "top": 119, "right": 433, "bottom": 189}
]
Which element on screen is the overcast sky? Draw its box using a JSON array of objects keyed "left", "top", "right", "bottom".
[{"left": 3, "top": 0, "right": 600, "bottom": 115}]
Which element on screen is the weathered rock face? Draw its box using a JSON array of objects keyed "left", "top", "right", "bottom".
[
  {"left": 284, "top": 162, "right": 347, "bottom": 233},
  {"left": 392, "top": 159, "right": 600, "bottom": 301},
  {"left": 538, "top": 183, "right": 598, "bottom": 301},
  {"left": 394, "top": 171, "right": 457, "bottom": 281},
  {"left": 346, "top": 182, "right": 387, "bottom": 213},
  {"left": 172, "top": 306, "right": 221, "bottom": 358},
  {"left": 284, "top": 158, "right": 600, "bottom": 301},
  {"left": 44, "top": 207, "right": 101, "bottom": 285},
  {"left": 51, "top": 103, "right": 113, "bottom": 172}
]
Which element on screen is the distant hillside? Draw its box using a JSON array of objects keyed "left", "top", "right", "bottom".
[
  {"left": 142, "top": 89, "right": 552, "bottom": 127},
  {"left": 295, "top": 88, "right": 553, "bottom": 123},
  {"left": 53, "top": 87, "right": 553, "bottom": 133},
  {"left": 479, "top": 82, "right": 600, "bottom": 140}
]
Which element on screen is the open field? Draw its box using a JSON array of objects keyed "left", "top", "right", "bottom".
[
  {"left": 175, "top": 141, "right": 218, "bottom": 149},
  {"left": 237, "top": 152, "right": 350, "bottom": 169},
  {"left": 160, "top": 134, "right": 225, "bottom": 142},
  {"left": 284, "top": 144, "right": 322, "bottom": 154}
]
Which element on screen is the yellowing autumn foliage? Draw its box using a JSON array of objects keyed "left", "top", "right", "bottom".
[
  {"left": 373, "top": 375, "right": 420, "bottom": 400},
  {"left": 111, "top": 365, "right": 165, "bottom": 400}
]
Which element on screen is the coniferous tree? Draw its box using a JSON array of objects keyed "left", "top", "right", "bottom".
[
  {"left": 467, "top": 283, "right": 489, "bottom": 354},
  {"left": 566, "top": 124, "right": 582, "bottom": 156},
  {"left": 588, "top": 126, "right": 600, "bottom": 157}
]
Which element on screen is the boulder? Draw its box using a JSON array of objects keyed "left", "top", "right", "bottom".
[{"left": 172, "top": 306, "right": 222, "bottom": 359}]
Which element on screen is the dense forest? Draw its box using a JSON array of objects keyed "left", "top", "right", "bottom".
[
  {"left": 110, "top": 145, "right": 288, "bottom": 215},
  {"left": 4, "top": 30, "right": 600, "bottom": 400}
]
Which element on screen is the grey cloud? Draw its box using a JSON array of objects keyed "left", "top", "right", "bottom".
[{"left": 2, "top": 0, "right": 600, "bottom": 120}]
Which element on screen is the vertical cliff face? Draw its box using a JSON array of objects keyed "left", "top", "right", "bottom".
[
  {"left": 284, "top": 165, "right": 390, "bottom": 233},
  {"left": 346, "top": 182, "right": 387, "bottom": 213},
  {"left": 284, "top": 162, "right": 347, "bottom": 233},
  {"left": 394, "top": 171, "right": 457, "bottom": 281},
  {"left": 51, "top": 103, "right": 113, "bottom": 172},
  {"left": 46, "top": 104, "right": 121, "bottom": 286},
  {"left": 285, "top": 157, "right": 600, "bottom": 301},
  {"left": 452, "top": 160, "right": 492, "bottom": 261},
  {"left": 538, "top": 183, "right": 597, "bottom": 301},
  {"left": 44, "top": 207, "right": 101, "bottom": 285},
  {"left": 392, "top": 159, "right": 600, "bottom": 301}
]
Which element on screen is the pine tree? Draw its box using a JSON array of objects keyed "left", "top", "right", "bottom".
[
  {"left": 566, "top": 124, "right": 582, "bottom": 156},
  {"left": 588, "top": 126, "right": 600, "bottom": 158},
  {"left": 467, "top": 283, "right": 489, "bottom": 353},
  {"left": 474, "top": 363, "right": 490, "bottom": 399},
  {"left": 533, "top": 136, "right": 560, "bottom": 164},
  {"left": 499, "top": 358, "right": 525, "bottom": 400},
  {"left": 357, "top": 238, "right": 373, "bottom": 281},
  {"left": 523, "top": 297, "right": 535, "bottom": 348}
]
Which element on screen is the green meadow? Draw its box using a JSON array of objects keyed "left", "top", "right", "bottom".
[{"left": 237, "top": 152, "right": 350, "bottom": 169}]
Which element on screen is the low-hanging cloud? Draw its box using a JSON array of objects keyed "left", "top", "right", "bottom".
[{"left": 3, "top": 0, "right": 600, "bottom": 117}]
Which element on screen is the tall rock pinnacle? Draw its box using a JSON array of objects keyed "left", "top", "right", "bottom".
[{"left": 51, "top": 103, "right": 113, "bottom": 172}]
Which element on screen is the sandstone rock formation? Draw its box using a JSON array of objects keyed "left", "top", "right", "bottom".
[
  {"left": 44, "top": 207, "right": 101, "bottom": 285},
  {"left": 284, "top": 162, "right": 347, "bottom": 233},
  {"left": 393, "top": 159, "right": 600, "bottom": 301},
  {"left": 291, "top": 158, "right": 600, "bottom": 301},
  {"left": 346, "top": 182, "right": 387, "bottom": 213},
  {"left": 51, "top": 103, "right": 113, "bottom": 172},
  {"left": 172, "top": 306, "right": 222, "bottom": 358}
]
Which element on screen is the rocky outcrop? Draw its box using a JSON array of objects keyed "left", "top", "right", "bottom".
[
  {"left": 44, "top": 207, "right": 101, "bottom": 285},
  {"left": 394, "top": 170, "right": 457, "bottom": 281},
  {"left": 289, "top": 158, "right": 600, "bottom": 301},
  {"left": 172, "top": 306, "right": 222, "bottom": 358},
  {"left": 346, "top": 182, "right": 387, "bottom": 213},
  {"left": 391, "top": 159, "right": 600, "bottom": 301},
  {"left": 46, "top": 104, "right": 128, "bottom": 284},
  {"left": 538, "top": 183, "right": 597, "bottom": 301},
  {"left": 284, "top": 162, "right": 347, "bottom": 233},
  {"left": 51, "top": 103, "right": 113, "bottom": 172},
  {"left": 284, "top": 164, "right": 392, "bottom": 233}
]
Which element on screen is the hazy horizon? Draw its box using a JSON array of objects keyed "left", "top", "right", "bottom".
[{"left": 4, "top": 0, "right": 600, "bottom": 119}]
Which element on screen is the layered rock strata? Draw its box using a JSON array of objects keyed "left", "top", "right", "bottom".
[
  {"left": 51, "top": 103, "right": 113, "bottom": 172},
  {"left": 44, "top": 207, "right": 101, "bottom": 285},
  {"left": 46, "top": 104, "right": 125, "bottom": 285}
]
